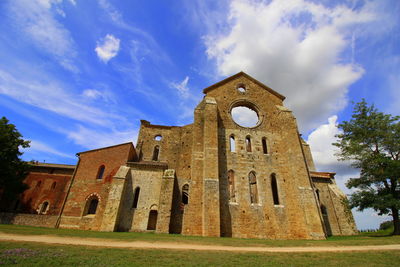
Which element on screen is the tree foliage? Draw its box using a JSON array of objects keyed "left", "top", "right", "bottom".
[
  {"left": 334, "top": 100, "right": 400, "bottom": 235},
  {"left": 0, "top": 117, "right": 30, "bottom": 210},
  {"left": 379, "top": 220, "right": 393, "bottom": 231}
]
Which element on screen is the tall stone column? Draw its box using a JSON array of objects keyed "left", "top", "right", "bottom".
[
  {"left": 100, "top": 166, "right": 130, "bottom": 231},
  {"left": 202, "top": 97, "right": 220, "bottom": 237},
  {"left": 182, "top": 101, "right": 205, "bottom": 236},
  {"left": 156, "top": 169, "right": 175, "bottom": 233}
]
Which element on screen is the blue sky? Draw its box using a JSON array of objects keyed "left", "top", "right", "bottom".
[{"left": 0, "top": 0, "right": 398, "bottom": 230}]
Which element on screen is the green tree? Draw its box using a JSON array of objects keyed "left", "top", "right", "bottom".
[
  {"left": 334, "top": 100, "right": 400, "bottom": 235},
  {"left": 0, "top": 117, "right": 30, "bottom": 211}
]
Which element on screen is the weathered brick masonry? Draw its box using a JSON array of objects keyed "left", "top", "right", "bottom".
[{"left": 6, "top": 72, "right": 357, "bottom": 239}]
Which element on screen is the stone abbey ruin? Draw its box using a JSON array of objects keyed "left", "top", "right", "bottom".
[{"left": 5, "top": 72, "right": 357, "bottom": 239}]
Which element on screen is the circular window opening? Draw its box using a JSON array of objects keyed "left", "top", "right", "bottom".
[
  {"left": 231, "top": 105, "right": 259, "bottom": 128},
  {"left": 237, "top": 85, "right": 246, "bottom": 93},
  {"left": 154, "top": 135, "right": 162, "bottom": 141}
]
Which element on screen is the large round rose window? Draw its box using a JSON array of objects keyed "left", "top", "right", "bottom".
[{"left": 231, "top": 105, "right": 259, "bottom": 128}]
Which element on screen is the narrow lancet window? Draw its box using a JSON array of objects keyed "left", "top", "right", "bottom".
[
  {"left": 271, "top": 173, "right": 280, "bottom": 205},
  {"left": 246, "top": 136, "right": 252, "bottom": 152},
  {"left": 228, "top": 170, "right": 236, "bottom": 202},
  {"left": 182, "top": 184, "right": 189, "bottom": 205},
  {"left": 97, "top": 165, "right": 105, "bottom": 180},
  {"left": 152, "top": 145, "right": 160, "bottom": 161},
  {"left": 262, "top": 138, "right": 268, "bottom": 154},
  {"left": 248, "top": 171, "right": 258, "bottom": 204},
  {"left": 230, "top": 135, "right": 235, "bottom": 152},
  {"left": 132, "top": 187, "right": 140, "bottom": 209},
  {"left": 316, "top": 189, "right": 320, "bottom": 202}
]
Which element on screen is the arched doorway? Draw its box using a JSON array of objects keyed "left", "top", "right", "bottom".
[{"left": 147, "top": 210, "right": 158, "bottom": 230}]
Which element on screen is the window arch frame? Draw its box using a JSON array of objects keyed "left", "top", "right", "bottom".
[
  {"left": 132, "top": 187, "right": 140, "bottom": 209},
  {"left": 152, "top": 145, "right": 160, "bottom": 161},
  {"left": 262, "top": 137, "right": 268, "bottom": 154},
  {"left": 97, "top": 165, "right": 105, "bottom": 180},
  {"left": 248, "top": 171, "right": 258, "bottom": 204},
  {"left": 229, "top": 135, "right": 236, "bottom": 152},
  {"left": 227, "top": 170, "right": 236, "bottom": 202},
  {"left": 245, "top": 136, "right": 252, "bottom": 152},
  {"left": 271, "top": 173, "right": 280, "bottom": 205},
  {"left": 83, "top": 193, "right": 100, "bottom": 216},
  {"left": 38, "top": 201, "right": 49, "bottom": 215},
  {"left": 182, "top": 184, "right": 189, "bottom": 205}
]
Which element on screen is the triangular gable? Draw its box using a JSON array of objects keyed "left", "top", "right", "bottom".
[
  {"left": 202, "top": 71, "right": 286, "bottom": 101},
  {"left": 77, "top": 142, "right": 134, "bottom": 155}
]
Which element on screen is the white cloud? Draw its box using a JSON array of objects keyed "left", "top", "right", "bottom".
[
  {"left": 205, "top": 0, "right": 376, "bottom": 132},
  {"left": 98, "top": 0, "right": 172, "bottom": 65},
  {"left": 81, "top": 88, "right": 116, "bottom": 103},
  {"left": 170, "top": 76, "right": 190, "bottom": 98},
  {"left": 67, "top": 125, "right": 137, "bottom": 149},
  {"left": 231, "top": 106, "right": 258, "bottom": 127},
  {"left": 26, "top": 140, "right": 75, "bottom": 159},
  {"left": 0, "top": 69, "right": 121, "bottom": 126},
  {"left": 8, "top": 0, "right": 78, "bottom": 72},
  {"left": 82, "top": 89, "right": 102, "bottom": 99},
  {"left": 95, "top": 34, "right": 121, "bottom": 63},
  {"left": 307, "top": 115, "right": 342, "bottom": 168}
]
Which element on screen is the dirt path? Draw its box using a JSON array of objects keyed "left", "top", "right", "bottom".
[{"left": 1, "top": 233, "right": 400, "bottom": 253}]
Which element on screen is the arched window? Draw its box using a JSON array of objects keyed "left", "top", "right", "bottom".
[
  {"left": 229, "top": 135, "right": 235, "bottom": 152},
  {"left": 246, "top": 136, "right": 252, "bottom": 152},
  {"left": 86, "top": 197, "right": 99, "bottom": 215},
  {"left": 227, "top": 170, "right": 235, "bottom": 202},
  {"left": 39, "top": 201, "right": 49, "bottom": 214},
  {"left": 51, "top": 181, "right": 57, "bottom": 190},
  {"left": 271, "top": 173, "right": 280, "bottom": 205},
  {"left": 262, "top": 138, "right": 268, "bottom": 154},
  {"left": 132, "top": 187, "right": 140, "bottom": 209},
  {"left": 182, "top": 184, "right": 189, "bottom": 205},
  {"left": 36, "top": 181, "right": 42, "bottom": 188},
  {"left": 97, "top": 165, "right": 105, "bottom": 180},
  {"left": 248, "top": 171, "right": 258, "bottom": 204},
  {"left": 152, "top": 145, "right": 160, "bottom": 161}
]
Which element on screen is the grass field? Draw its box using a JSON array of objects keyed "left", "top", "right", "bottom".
[
  {"left": 0, "top": 241, "right": 400, "bottom": 267},
  {"left": 1, "top": 225, "right": 400, "bottom": 266},
  {"left": 0, "top": 224, "right": 399, "bottom": 247}
]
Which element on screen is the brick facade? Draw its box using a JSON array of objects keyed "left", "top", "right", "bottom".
[{"left": 18, "top": 163, "right": 74, "bottom": 215}]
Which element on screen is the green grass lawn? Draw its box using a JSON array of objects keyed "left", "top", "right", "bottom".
[
  {"left": 0, "top": 241, "right": 399, "bottom": 267},
  {"left": 0, "top": 224, "right": 399, "bottom": 247}
]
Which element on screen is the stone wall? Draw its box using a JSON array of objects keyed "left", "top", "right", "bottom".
[
  {"left": 0, "top": 212, "right": 58, "bottom": 228},
  {"left": 12, "top": 72, "right": 357, "bottom": 239},
  {"left": 123, "top": 164, "right": 166, "bottom": 232},
  {"left": 312, "top": 176, "right": 357, "bottom": 236},
  {"left": 204, "top": 74, "right": 325, "bottom": 239}
]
